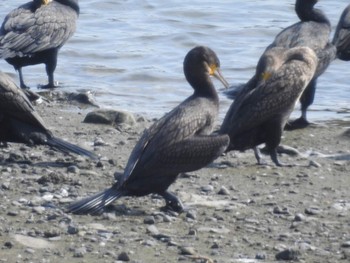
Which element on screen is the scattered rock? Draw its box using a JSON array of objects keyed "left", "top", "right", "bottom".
[
  {"left": 117, "top": 251, "right": 130, "bottom": 261},
  {"left": 275, "top": 248, "right": 300, "bottom": 261},
  {"left": 84, "top": 110, "right": 136, "bottom": 126}
]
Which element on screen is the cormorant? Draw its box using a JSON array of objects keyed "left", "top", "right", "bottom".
[
  {"left": 219, "top": 46, "right": 317, "bottom": 166},
  {"left": 225, "top": 0, "right": 336, "bottom": 129},
  {"left": 333, "top": 4, "right": 350, "bottom": 61},
  {"left": 0, "top": 70, "right": 97, "bottom": 160},
  {"left": 67, "top": 46, "right": 230, "bottom": 215},
  {"left": 0, "top": 0, "right": 79, "bottom": 89}
]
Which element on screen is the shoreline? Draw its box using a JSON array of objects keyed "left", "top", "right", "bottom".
[{"left": 0, "top": 98, "right": 349, "bottom": 262}]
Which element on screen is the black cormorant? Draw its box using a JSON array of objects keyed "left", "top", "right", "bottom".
[
  {"left": 219, "top": 46, "right": 317, "bottom": 166},
  {"left": 333, "top": 4, "right": 350, "bottom": 61},
  {"left": 0, "top": 70, "right": 97, "bottom": 159},
  {"left": 225, "top": 0, "right": 336, "bottom": 129},
  {"left": 0, "top": 0, "right": 79, "bottom": 89},
  {"left": 67, "top": 46, "right": 230, "bottom": 215}
]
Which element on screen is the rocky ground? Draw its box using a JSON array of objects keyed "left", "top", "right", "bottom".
[{"left": 0, "top": 93, "right": 350, "bottom": 263}]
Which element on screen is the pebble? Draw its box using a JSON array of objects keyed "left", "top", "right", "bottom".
[
  {"left": 294, "top": 213, "right": 306, "bottom": 222},
  {"left": 74, "top": 247, "right": 87, "bottom": 258},
  {"left": 67, "top": 165, "right": 80, "bottom": 174},
  {"left": 117, "top": 251, "right": 130, "bottom": 261},
  {"left": 218, "top": 186, "right": 230, "bottom": 195},
  {"left": 67, "top": 225, "right": 79, "bottom": 235},
  {"left": 201, "top": 185, "right": 214, "bottom": 193},
  {"left": 84, "top": 109, "right": 136, "bottom": 126},
  {"left": 143, "top": 216, "right": 155, "bottom": 225},
  {"left": 305, "top": 207, "right": 322, "bottom": 215},
  {"left": 179, "top": 246, "right": 197, "bottom": 255},
  {"left": 275, "top": 248, "right": 301, "bottom": 260},
  {"left": 146, "top": 225, "right": 159, "bottom": 236},
  {"left": 341, "top": 241, "right": 350, "bottom": 248}
]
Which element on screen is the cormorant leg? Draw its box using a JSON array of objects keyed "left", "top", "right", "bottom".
[
  {"left": 160, "top": 190, "right": 184, "bottom": 213},
  {"left": 286, "top": 79, "right": 317, "bottom": 130},
  {"left": 270, "top": 148, "right": 295, "bottom": 167},
  {"left": 40, "top": 51, "right": 58, "bottom": 89},
  {"left": 253, "top": 147, "right": 267, "bottom": 165},
  {"left": 18, "top": 68, "right": 30, "bottom": 89}
]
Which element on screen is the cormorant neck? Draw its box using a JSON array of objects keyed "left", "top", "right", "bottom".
[
  {"left": 295, "top": 2, "right": 330, "bottom": 25},
  {"left": 55, "top": 0, "right": 80, "bottom": 14},
  {"left": 190, "top": 73, "right": 219, "bottom": 101}
]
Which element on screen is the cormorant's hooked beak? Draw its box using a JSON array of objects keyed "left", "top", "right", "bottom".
[{"left": 209, "top": 65, "right": 230, "bottom": 89}]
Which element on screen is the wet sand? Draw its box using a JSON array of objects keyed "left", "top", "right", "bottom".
[{"left": 0, "top": 97, "right": 349, "bottom": 263}]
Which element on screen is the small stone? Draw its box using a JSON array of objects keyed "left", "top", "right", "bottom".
[
  {"left": 94, "top": 137, "right": 108, "bottom": 146},
  {"left": 2, "top": 182, "right": 10, "bottom": 190},
  {"left": 67, "top": 165, "right": 80, "bottom": 174},
  {"left": 341, "top": 241, "right": 350, "bottom": 248},
  {"left": 67, "top": 225, "right": 79, "bottom": 235},
  {"left": 7, "top": 210, "right": 18, "bottom": 216},
  {"left": 143, "top": 216, "right": 155, "bottom": 225},
  {"left": 32, "top": 206, "right": 45, "bottom": 214},
  {"left": 218, "top": 186, "right": 230, "bottom": 195},
  {"left": 186, "top": 210, "right": 197, "bottom": 220},
  {"left": 201, "top": 185, "right": 214, "bottom": 192},
  {"left": 117, "top": 251, "right": 130, "bottom": 261},
  {"left": 25, "top": 248, "right": 35, "bottom": 254},
  {"left": 179, "top": 246, "right": 197, "bottom": 255},
  {"left": 275, "top": 248, "right": 300, "bottom": 260},
  {"left": 305, "top": 207, "right": 322, "bottom": 215},
  {"left": 44, "top": 228, "right": 61, "bottom": 238},
  {"left": 74, "top": 247, "right": 87, "bottom": 258},
  {"left": 146, "top": 225, "right": 159, "bottom": 235},
  {"left": 255, "top": 253, "right": 266, "bottom": 260},
  {"left": 309, "top": 160, "right": 321, "bottom": 167},
  {"left": 294, "top": 213, "right": 306, "bottom": 222},
  {"left": 84, "top": 110, "right": 136, "bottom": 126},
  {"left": 4, "top": 241, "right": 14, "bottom": 249}
]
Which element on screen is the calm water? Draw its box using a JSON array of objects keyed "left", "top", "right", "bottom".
[{"left": 1, "top": 0, "right": 350, "bottom": 121}]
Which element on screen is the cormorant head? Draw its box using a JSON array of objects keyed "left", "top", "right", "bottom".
[{"left": 183, "top": 46, "right": 229, "bottom": 92}]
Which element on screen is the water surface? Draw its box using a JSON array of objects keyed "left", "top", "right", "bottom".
[{"left": 1, "top": 0, "right": 349, "bottom": 121}]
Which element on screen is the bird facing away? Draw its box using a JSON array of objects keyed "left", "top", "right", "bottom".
[
  {"left": 225, "top": 0, "right": 336, "bottom": 130},
  {"left": 67, "top": 46, "right": 230, "bottom": 215},
  {"left": 266, "top": 0, "right": 336, "bottom": 129},
  {"left": 219, "top": 46, "right": 317, "bottom": 166},
  {"left": 333, "top": 4, "right": 350, "bottom": 61},
  {"left": 0, "top": 0, "right": 79, "bottom": 89},
  {"left": 0, "top": 71, "right": 97, "bottom": 160}
]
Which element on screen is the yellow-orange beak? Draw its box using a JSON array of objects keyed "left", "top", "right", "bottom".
[
  {"left": 42, "top": 0, "right": 52, "bottom": 5},
  {"left": 209, "top": 64, "right": 229, "bottom": 89}
]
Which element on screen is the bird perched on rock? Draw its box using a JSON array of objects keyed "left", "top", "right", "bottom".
[
  {"left": 220, "top": 46, "right": 317, "bottom": 166},
  {"left": 0, "top": 0, "right": 79, "bottom": 89},
  {"left": 0, "top": 70, "right": 97, "bottom": 160},
  {"left": 333, "top": 4, "right": 350, "bottom": 61},
  {"left": 68, "top": 46, "right": 230, "bottom": 215}
]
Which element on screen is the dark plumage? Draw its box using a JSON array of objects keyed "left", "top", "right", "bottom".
[
  {"left": 333, "top": 4, "right": 350, "bottom": 61},
  {"left": 68, "top": 46, "right": 230, "bottom": 215},
  {"left": 225, "top": 0, "right": 336, "bottom": 129},
  {"left": 0, "top": 0, "right": 79, "bottom": 89},
  {"left": 0, "top": 71, "right": 97, "bottom": 159},
  {"left": 220, "top": 47, "right": 317, "bottom": 166}
]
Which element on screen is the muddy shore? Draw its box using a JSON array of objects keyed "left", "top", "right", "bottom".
[{"left": 0, "top": 95, "right": 349, "bottom": 263}]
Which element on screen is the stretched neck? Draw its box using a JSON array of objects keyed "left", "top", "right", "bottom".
[
  {"left": 55, "top": 0, "right": 80, "bottom": 14},
  {"left": 295, "top": 1, "right": 330, "bottom": 25}
]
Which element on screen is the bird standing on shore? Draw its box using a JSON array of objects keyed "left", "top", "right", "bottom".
[
  {"left": 225, "top": 0, "right": 336, "bottom": 130},
  {"left": 68, "top": 46, "right": 230, "bottom": 215},
  {"left": 0, "top": 70, "right": 97, "bottom": 160},
  {"left": 220, "top": 47, "right": 317, "bottom": 166},
  {"left": 0, "top": 0, "right": 79, "bottom": 89},
  {"left": 333, "top": 4, "right": 350, "bottom": 61}
]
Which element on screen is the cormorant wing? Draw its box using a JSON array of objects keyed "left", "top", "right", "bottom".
[
  {"left": 0, "top": 2, "right": 77, "bottom": 58},
  {"left": 0, "top": 71, "right": 47, "bottom": 130},
  {"left": 333, "top": 5, "right": 350, "bottom": 56},
  {"left": 222, "top": 58, "right": 315, "bottom": 136},
  {"left": 119, "top": 97, "right": 223, "bottom": 185}
]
